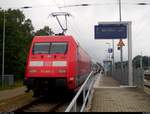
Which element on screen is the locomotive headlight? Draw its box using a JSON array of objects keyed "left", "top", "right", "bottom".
[
  {"left": 29, "top": 61, "right": 43, "bottom": 66},
  {"left": 52, "top": 61, "right": 67, "bottom": 66},
  {"left": 69, "top": 77, "right": 74, "bottom": 81},
  {"left": 29, "top": 69, "right": 37, "bottom": 73},
  {"left": 58, "top": 69, "right": 66, "bottom": 73}
]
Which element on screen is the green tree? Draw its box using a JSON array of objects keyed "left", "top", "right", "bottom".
[
  {"left": 132, "top": 55, "right": 142, "bottom": 68},
  {"left": 132, "top": 55, "right": 150, "bottom": 69},
  {"left": 35, "top": 26, "right": 54, "bottom": 36},
  {"left": 0, "top": 9, "right": 34, "bottom": 79}
]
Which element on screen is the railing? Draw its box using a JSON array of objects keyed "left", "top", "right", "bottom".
[
  {"left": 65, "top": 71, "right": 98, "bottom": 112},
  {"left": 144, "top": 71, "right": 150, "bottom": 88},
  {"left": 0, "top": 75, "right": 14, "bottom": 86}
]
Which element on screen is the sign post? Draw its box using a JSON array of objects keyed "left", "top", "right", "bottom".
[
  {"left": 94, "top": 23, "right": 127, "bottom": 39},
  {"left": 94, "top": 21, "right": 132, "bottom": 86},
  {"left": 117, "top": 39, "right": 125, "bottom": 47}
]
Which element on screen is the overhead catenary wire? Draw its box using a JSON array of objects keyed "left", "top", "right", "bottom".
[
  {"left": 2, "top": 1, "right": 150, "bottom": 10},
  {"left": 58, "top": 1, "right": 150, "bottom": 9},
  {"left": 51, "top": 0, "right": 150, "bottom": 62}
]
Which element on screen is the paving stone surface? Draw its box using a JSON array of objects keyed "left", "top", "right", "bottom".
[{"left": 89, "top": 75, "right": 150, "bottom": 112}]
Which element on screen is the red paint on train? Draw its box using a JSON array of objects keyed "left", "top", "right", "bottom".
[{"left": 24, "top": 35, "right": 92, "bottom": 96}]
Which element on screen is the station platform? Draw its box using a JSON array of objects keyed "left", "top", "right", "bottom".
[{"left": 88, "top": 74, "right": 150, "bottom": 112}]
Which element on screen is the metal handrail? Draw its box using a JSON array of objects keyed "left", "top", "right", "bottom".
[{"left": 65, "top": 71, "right": 98, "bottom": 112}]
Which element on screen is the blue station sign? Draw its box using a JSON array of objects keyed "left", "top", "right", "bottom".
[
  {"left": 108, "top": 48, "right": 113, "bottom": 53},
  {"left": 94, "top": 24, "right": 127, "bottom": 39}
]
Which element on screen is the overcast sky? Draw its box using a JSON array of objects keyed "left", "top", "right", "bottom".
[{"left": 1, "top": 0, "right": 150, "bottom": 64}]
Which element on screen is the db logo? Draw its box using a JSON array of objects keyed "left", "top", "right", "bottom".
[{"left": 44, "top": 61, "right": 52, "bottom": 66}]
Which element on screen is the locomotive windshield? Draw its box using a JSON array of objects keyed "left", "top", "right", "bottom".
[{"left": 32, "top": 42, "right": 68, "bottom": 54}]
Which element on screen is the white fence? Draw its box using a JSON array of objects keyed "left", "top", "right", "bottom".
[
  {"left": 0, "top": 75, "right": 14, "bottom": 86},
  {"left": 65, "top": 71, "right": 99, "bottom": 112},
  {"left": 112, "top": 67, "right": 143, "bottom": 87}
]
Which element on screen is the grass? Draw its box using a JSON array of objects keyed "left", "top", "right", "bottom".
[
  {"left": 0, "top": 93, "right": 34, "bottom": 112},
  {"left": 0, "top": 80, "right": 24, "bottom": 91}
]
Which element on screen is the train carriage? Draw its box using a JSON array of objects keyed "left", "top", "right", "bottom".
[{"left": 24, "top": 35, "right": 92, "bottom": 97}]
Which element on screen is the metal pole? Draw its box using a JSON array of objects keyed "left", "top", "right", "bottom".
[
  {"left": 106, "top": 42, "right": 110, "bottom": 60},
  {"left": 148, "top": 56, "right": 149, "bottom": 70},
  {"left": 1, "top": 7, "right": 31, "bottom": 87},
  {"left": 112, "top": 39, "right": 114, "bottom": 77},
  {"left": 109, "top": 43, "right": 111, "bottom": 60},
  {"left": 119, "top": 0, "right": 123, "bottom": 84},
  {"left": 128, "top": 22, "right": 133, "bottom": 86},
  {"left": 2, "top": 10, "right": 5, "bottom": 87},
  {"left": 73, "top": 101, "right": 77, "bottom": 112},
  {"left": 140, "top": 52, "right": 142, "bottom": 69},
  {"left": 119, "top": 0, "right": 122, "bottom": 21}
]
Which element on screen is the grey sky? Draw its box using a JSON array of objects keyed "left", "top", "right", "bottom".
[{"left": 1, "top": 0, "right": 150, "bottom": 64}]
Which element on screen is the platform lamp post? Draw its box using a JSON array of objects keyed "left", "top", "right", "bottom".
[
  {"left": 1, "top": 6, "right": 32, "bottom": 88},
  {"left": 1, "top": 8, "right": 6, "bottom": 88}
]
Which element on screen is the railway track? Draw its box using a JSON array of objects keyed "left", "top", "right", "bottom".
[
  {"left": 14, "top": 90, "right": 74, "bottom": 112},
  {"left": 15, "top": 98, "right": 69, "bottom": 112}
]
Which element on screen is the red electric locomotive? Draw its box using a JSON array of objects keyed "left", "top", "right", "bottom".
[{"left": 24, "top": 35, "right": 92, "bottom": 97}]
